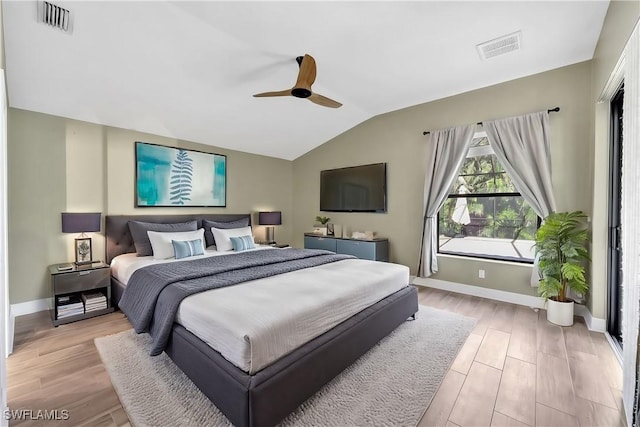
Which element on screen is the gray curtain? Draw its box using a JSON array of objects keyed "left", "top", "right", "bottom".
[
  {"left": 484, "top": 111, "right": 557, "bottom": 286},
  {"left": 419, "top": 125, "right": 475, "bottom": 277},
  {"left": 484, "top": 111, "right": 557, "bottom": 218}
]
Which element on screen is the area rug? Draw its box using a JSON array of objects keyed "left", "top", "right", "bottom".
[{"left": 95, "top": 306, "right": 475, "bottom": 427}]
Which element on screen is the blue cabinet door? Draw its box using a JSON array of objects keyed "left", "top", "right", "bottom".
[
  {"left": 337, "top": 240, "right": 388, "bottom": 261},
  {"left": 304, "top": 236, "right": 337, "bottom": 252}
]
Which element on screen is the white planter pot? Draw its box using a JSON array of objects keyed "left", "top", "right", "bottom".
[{"left": 546, "top": 298, "right": 574, "bottom": 326}]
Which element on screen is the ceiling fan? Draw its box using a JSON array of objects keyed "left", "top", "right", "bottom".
[{"left": 253, "top": 54, "right": 342, "bottom": 108}]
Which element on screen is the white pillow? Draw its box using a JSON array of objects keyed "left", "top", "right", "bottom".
[
  {"left": 147, "top": 229, "right": 205, "bottom": 259},
  {"left": 210, "top": 226, "right": 254, "bottom": 252}
]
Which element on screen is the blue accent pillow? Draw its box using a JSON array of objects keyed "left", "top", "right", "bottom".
[
  {"left": 172, "top": 239, "right": 205, "bottom": 259},
  {"left": 230, "top": 236, "right": 256, "bottom": 252}
]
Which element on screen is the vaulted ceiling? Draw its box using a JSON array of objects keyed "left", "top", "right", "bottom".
[{"left": 3, "top": 1, "right": 609, "bottom": 160}]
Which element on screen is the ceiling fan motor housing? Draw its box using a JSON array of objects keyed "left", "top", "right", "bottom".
[{"left": 291, "top": 87, "right": 312, "bottom": 98}]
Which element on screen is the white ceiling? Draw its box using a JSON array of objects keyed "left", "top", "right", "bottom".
[{"left": 3, "top": 1, "right": 609, "bottom": 160}]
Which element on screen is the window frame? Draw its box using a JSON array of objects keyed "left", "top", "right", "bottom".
[{"left": 436, "top": 135, "right": 539, "bottom": 264}]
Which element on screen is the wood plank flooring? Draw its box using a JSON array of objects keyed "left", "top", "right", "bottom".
[
  {"left": 7, "top": 310, "right": 131, "bottom": 426},
  {"left": 6, "top": 287, "right": 625, "bottom": 426},
  {"left": 417, "top": 287, "right": 625, "bottom": 427}
]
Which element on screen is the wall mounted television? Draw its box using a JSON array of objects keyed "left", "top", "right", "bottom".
[{"left": 320, "top": 163, "right": 387, "bottom": 213}]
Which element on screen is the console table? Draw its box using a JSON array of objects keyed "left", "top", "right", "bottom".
[{"left": 303, "top": 234, "right": 389, "bottom": 262}]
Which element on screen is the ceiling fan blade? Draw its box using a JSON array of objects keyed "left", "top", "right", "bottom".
[
  {"left": 295, "top": 54, "right": 316, "bottom": 89},
  {"left": 253, "top": 89, "right": 292, "bottom": 97},
  {"left": 308, "top": 93, "right": 342, "bottom": 108}
]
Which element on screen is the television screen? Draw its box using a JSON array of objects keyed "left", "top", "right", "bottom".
[{"left": 320, "top": 163, "right": 386, "bottom": 212}]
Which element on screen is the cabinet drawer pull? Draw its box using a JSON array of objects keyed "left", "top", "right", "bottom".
[{"left": 79, "top": 271, "right": 91, "bottom": 276}]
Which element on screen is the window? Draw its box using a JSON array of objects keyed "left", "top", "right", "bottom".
[{"left": 437, "top": 134, "right": 538, "bottom": 263}]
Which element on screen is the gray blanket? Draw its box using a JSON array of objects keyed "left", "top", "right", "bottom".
[{"left": 119, "top": 248, "right": 355, "bottom": 355}]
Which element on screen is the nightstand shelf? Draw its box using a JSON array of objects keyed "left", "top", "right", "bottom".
[{"left": 49, "top": 262, "right": 114, "bottom": 326}]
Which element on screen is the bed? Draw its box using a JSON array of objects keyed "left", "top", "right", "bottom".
[{"left": 105, "top": 214, "right": 418, "bottom": 427}]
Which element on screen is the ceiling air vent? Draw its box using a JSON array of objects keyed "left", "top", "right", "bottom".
[
  {"left": 476, "top": 31, "right": 521, "bottom": 60},
  {"left": 38, "top": 1, "right": 72, "bottom": 33}
]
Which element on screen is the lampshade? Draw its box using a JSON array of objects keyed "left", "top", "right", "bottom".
[
  {"left": 61, "top": 213, "right": 101, "bottom": 233},
  {"left": 258, "top": 211, "right": 282, "bottom": 226}
]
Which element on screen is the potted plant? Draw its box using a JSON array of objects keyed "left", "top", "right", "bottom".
[{"left": 534, "top": 211, "right": 590, "bottom": 326}]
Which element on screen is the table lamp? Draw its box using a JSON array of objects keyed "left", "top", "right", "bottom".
[
  {"left": 258, "top": 211, "right": 281, "bottom": 245},
  {"left": 62, "top": 212, "right": 101, "bottom": 265}
]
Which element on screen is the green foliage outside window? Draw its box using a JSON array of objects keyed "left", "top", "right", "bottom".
[{"left": 438, "top": 137, "right": 538, "bottom": 258}]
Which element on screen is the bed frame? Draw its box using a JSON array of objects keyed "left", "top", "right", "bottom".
[{"left": 105, "top": 214, "right": 419, "bottom": 427}]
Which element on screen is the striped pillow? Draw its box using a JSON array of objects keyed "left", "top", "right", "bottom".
[
  {"left": 230, "top": 235, "right": 256, "bottom": 252},
  {"left": 172, "top": 239, "right": 205, "bottom": 259}
]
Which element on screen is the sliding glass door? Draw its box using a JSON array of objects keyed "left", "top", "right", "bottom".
[{"left": 607, "top": 83, "right": 624, "bottom": 350}]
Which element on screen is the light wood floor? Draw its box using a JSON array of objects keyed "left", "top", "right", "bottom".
[
  {"left": 416, "top": 287, "right": 625, "bottom": 427},
  {"left": 6, "top": 287, "right": 625, "bottom": 427},
  {"left": 7, "top": 310, "right": 131, "bottom": 426}
]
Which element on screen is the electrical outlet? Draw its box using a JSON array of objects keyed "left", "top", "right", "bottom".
[{"left": 479, "top": 269, "right": 485, "bottom": 279}]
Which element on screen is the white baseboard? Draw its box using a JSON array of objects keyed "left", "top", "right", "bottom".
[
  {"left": 6, "top": 298, "right": 50, "bottom": 357},
  {"left": 413, "top": 277, "right": 546, "bottom": 309},
  {"left": 10, "top": 298, "right": 51, "bottom": 317},
  {"left": 574, "top": 304, "right": 607, "bottom": 332},
  {"left": 413, "top": 277, "right": 606, "bottom": 332},
  {"left": 6, "top": 308, "right": 13, "bottom": 356}
]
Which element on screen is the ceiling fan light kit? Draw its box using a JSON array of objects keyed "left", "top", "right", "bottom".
[{"left": 253, "top": 54, "right": 342, "bottom": 108}]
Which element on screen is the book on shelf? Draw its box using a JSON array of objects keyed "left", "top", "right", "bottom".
[
  {"left": 58, "top": 309, "right": 84, "bottom": 318},
  {"left": 57, "top": 294, "right": 82, "bottom": 306},
  {"left": 85, "top": 303, "right": 107, "bottom": 312},
  {"left": 57, "top": 295, "right": 84, "bottom": 318},
  {"left": 82, "top": 292, "right": 107, "bottom": 312}
]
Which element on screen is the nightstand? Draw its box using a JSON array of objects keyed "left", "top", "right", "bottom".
[{"left": 49, "top": 262, "right": 114, "bottom": 326}]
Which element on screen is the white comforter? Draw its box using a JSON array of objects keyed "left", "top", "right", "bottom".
[{"left": 112, "top": 250, "right": 409, "bottom": 374}]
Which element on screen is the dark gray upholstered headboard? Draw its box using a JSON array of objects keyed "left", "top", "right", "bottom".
[{"left": 105, "top": 214, "right": 251, "bottom": 264}]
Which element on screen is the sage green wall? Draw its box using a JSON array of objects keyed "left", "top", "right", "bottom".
[
  {"left": 8, "top": 109, "right": 293, "bottom": 304},
  {"left": 293, "top": 61, "right": 591, "bottom": 298},
  {"left": 589, "top": 1, "right": 640, "bottom": 319},
  {"left": 8, "top": 110, "right": 67, "bottom": 304}
]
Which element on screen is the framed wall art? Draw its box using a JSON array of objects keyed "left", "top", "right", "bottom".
[
  {"left": 135, "top": 141, "right": 227, "bottom": 207},
  {"left": 327, "top": 223, "right": 335, "bottom": 236},
  {"left": 74, "top": 237, "right": 92, "bottom": 265}
]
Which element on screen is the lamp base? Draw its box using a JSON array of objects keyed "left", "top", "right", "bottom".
[{"left": 265, "top": 226, "right": 275, "bottom": 244}]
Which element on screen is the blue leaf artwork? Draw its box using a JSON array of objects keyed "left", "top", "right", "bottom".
[
  {"left": 169, "top": 150, "right": 193, "bottom": 205},
  {"left": 136, "top": 142, "right": 226, "bottom": 207}
]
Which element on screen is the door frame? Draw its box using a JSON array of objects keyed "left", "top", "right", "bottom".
[
  {"left": 606, "top": 82, "right": 624, "bottom": 352},
  {"left": 0, "top": 69, "right": 8, "bottom": 425}
]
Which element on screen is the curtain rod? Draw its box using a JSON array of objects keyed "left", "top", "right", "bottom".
[{"left": 422, "top": 107, "right": 560, "bottom": 136}]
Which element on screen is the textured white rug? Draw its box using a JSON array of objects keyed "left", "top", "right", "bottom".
[{"left": 95, "top": 306, "right": 475, "bottom": 427}]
